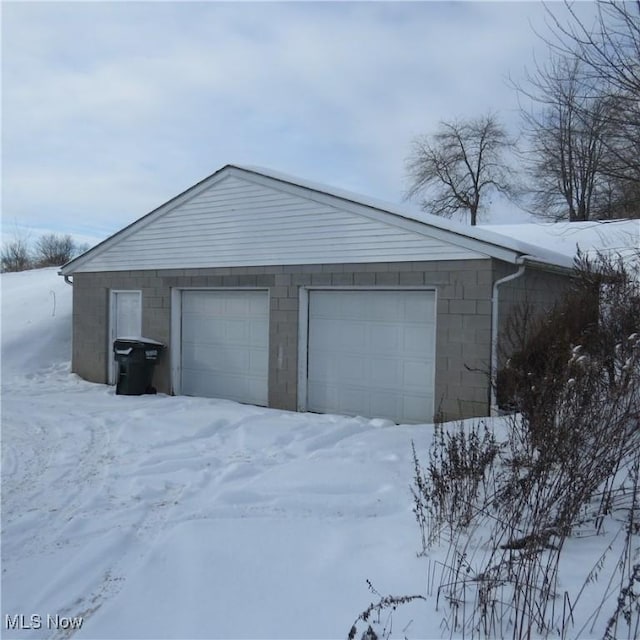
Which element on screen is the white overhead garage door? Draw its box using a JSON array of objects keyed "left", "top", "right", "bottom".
[
  {"left": 306, "top": 290, "right": 436, "bottom": 424},
  {"left": 181, "top": 290, "right": 269, "bottom": 405}
]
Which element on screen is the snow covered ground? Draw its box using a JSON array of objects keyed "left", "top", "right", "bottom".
[
  {"left": 2, "top": 268, "right": 434, "bottom": 639},
  {"left": 1, "top": 268, "right": 634, "bottom": 639}
]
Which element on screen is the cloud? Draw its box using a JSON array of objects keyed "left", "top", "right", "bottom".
[{"left": 2, "top": 1, "right": 593, "bottom": 242}]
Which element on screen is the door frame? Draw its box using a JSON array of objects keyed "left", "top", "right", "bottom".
[
  {"left": 297, "top": 286, "right": 438, "bottom": 417},
  {"left": 108, "top": 290, "right": 142, "bottom": 384}
]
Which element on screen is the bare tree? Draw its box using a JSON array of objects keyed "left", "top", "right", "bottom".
[
  {"left": 545, "top": 1, "right": 640, "bottom": 102},
  {"left": 517, "top": 55, "right": 614, "bottom": 221},
  {"left": 544, "top": 1, "right": 640, "bottom": 192},
  {"left": 1, "top": 230, "right": 32, "bottom": 272},
  {"left": 74, "top": 242, "right": 91, "bottom": 257},
  {"left": 601, "top": 172, "right": 640, "bottom": 218},
  {"left": 405, "top": 114, "right": 516, "bottom": 226},
  {"left": 34, "top": 233, "right": 76, "bottom": 267}
]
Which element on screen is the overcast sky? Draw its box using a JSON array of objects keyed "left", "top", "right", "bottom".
[{"left": 2, "top": 1, "right": 598, "bottom": 248}]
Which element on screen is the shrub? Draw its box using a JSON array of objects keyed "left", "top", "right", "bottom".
[
  {"left": 1, "top": 236, "right": 32, "bottom": 272},
  {"left": 1, "top": 232, "right": 90, "bottom": 272},
  {"left": 350, "top": 253, "right": 639, "bottom": 639},
  {"left": 34, "top": 233, "right": 76, "bottom": 267},
  {"left": 412, "top": 421, "right": 499, "bottom": 551},
  {"left": 408, "top": 252, "right": 640, "bottom": 639}
]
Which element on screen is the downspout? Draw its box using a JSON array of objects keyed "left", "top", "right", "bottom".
[
  {"left": 490, "top": 258, "right": 527, "bottom": 416},
  {"left": 63, "top": 275, "right": 73, "bottom": 286}
]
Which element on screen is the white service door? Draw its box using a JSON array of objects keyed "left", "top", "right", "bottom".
[
  {"left": 181, "top": 290, "right": 269, "bottom": 406},
  {"left": 306, "top": 290, "right": 436, "bottom": 423},
  {"left": 110, "top": 291, "right": 142, "bottom": 383}
]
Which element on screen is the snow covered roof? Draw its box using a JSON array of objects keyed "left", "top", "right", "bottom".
[
  {"left": 60, "top": 164, "right": 638, "bottom": 274},
  {"left": 238, "top": 165, "right": 639, "bottom": 268},
  {"left": 234, "top": 165, "right": 577, "bottom": 270},
  {"left": 482, "top": 220, "right": 639, "bottom": 263}
]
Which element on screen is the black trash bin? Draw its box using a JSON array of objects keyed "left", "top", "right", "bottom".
[{"left": 113, "top": 338, "right": 164, "bottom": 395}]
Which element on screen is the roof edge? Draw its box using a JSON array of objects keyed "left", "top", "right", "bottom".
[
  {"left": 59, "top": 164, "right": 237, "bottom": 274},
  {"left": 232, "top": 165, "right": 575, "bottom": 270}
]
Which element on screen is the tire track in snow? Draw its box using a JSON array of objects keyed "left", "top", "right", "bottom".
[
  {"left": 42, "top": 403, "right": 194, "bottom": 636},
  {"left": 51, "top": 482, "right": 188, "bottom": 639},
  {"left": 2, "top": 415, "right": 52, "bottom": 512},
  {"left": 4, "top": 390, "right": 403, "bottom": 637},
  {"left": 2, "top": 405, "right": 115, "bottom": 562},
  {"left": 2, "top": 390, "right": 192, "bottom": 637}
]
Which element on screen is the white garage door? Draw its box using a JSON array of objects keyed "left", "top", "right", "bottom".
[
  {"left": 306, "top": 290, "right": 436, "bottom": 423},
  {"left": 181, "top": 290, "right": 269, "bottom": 405}
]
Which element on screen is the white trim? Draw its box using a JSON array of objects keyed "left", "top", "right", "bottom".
[
  {"left": 297, "top": 287, "right": 310, "bottom": 412},
  {"left": 172, "top": 286, "right": 273, "bottom": 291},
  {"left": 170, "top": 288, "right": 182, "bottom": 394},
  {"left": 430, "top": 287, "right": 439, "bottom": 420},
  {"left": 300, "top": 285, "right": 439, "bottom": 291},
  {"left": 297, "top": 286, "right": 437, "bottom": 421},
  {"left": 108, "top": 290, "right": 142, "bottom": 384}
]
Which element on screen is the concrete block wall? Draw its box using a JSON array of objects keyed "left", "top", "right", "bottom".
[
  {"left": 495, "top": 262, "right": 574, "bottom": 368},
  {"left": 71, "top": 258, "right": 508, "bottom": 421},
  {"left": 71, "top": 273, "right": 110, "bottom": 383}
]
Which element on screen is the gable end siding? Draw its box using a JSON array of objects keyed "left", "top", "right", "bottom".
[{"left": 74, "top": 175, "right": 486, "bottom": 272}]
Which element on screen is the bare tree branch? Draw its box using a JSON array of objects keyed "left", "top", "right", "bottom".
[
  {"left": 404, "top": 114, "right": 517, "bottom": 226},
  {"left": 1, "top": 228, "right": 32, "bottom": 272},
  {"left": 515, "top": 55, "right": 614, "bottom": 220},
  {"left": 541, "top": 1, "right": 640, "bottom": 194},
  {"left": 515, "top": 2, "right": 640, "bottom": 220},
  {"left": 35, "top": 233, "right": 76, "bottom": 267}
]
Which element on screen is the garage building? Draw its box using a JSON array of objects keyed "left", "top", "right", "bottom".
[{"left": 59, "top": 164, "right": 575, "bottom": 423}]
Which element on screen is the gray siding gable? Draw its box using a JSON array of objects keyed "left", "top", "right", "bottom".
[{"left": 60, "top": 165, "right": 571, "bottom": 274}]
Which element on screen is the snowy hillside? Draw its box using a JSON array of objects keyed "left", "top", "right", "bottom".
[
  {"left": 1, "top": 267, "right": 72, "bottom": 375},
  {"left": 1, "top": 268, "right": 636, "bottom": 640}
]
